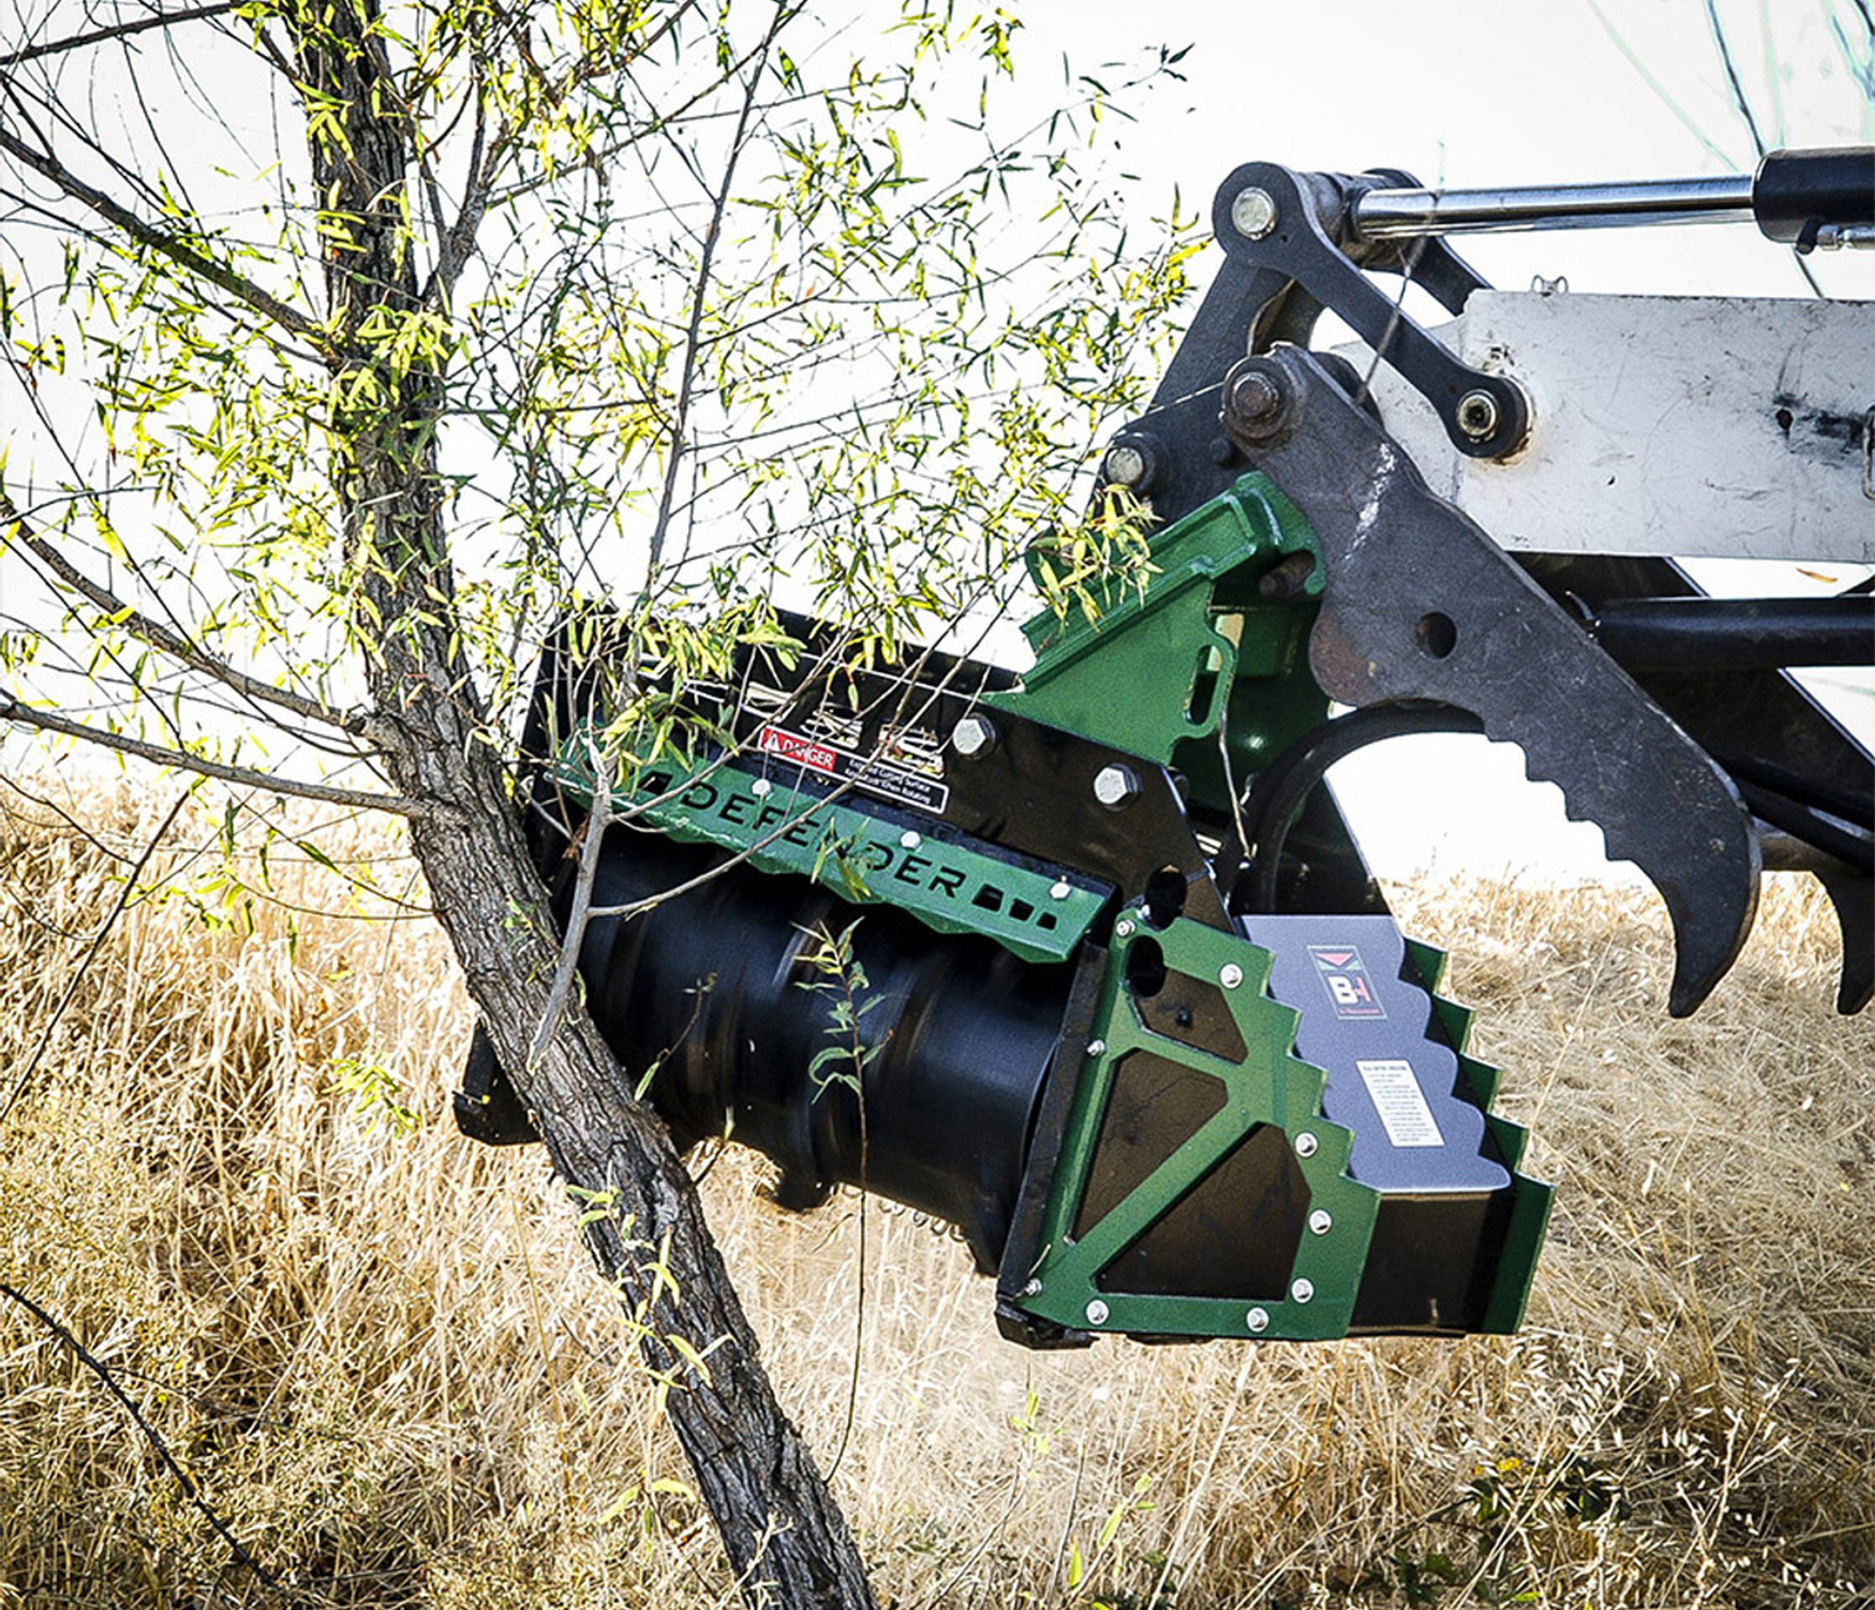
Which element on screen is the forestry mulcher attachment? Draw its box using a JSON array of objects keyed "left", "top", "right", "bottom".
[{"left": 460, "top": 149, "right": 1875, "bottom": 1350}]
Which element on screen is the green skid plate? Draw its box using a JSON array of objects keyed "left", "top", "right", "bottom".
[
  {"left": 1017, "top": 913, "right": 1380, "bottom": 1342},
  {"left": 1015, "top": 913, "right": 1549, "bottom": 1342}
]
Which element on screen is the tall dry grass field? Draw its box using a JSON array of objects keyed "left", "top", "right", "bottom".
[{"left": 1, "top": 780, "right": 1871, "bottom": 1608}]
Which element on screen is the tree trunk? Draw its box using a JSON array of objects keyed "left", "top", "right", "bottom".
[{"left": 293, "top": 2, "right": 877, "bottom": 1602}]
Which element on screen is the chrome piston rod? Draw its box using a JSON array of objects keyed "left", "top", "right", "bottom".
[
  {"left": 1351, "top": 148, "right": 1874, "bottom": 247},
  {"left": 1353, "top": 174, "right": 1753, "bottom": 237}
]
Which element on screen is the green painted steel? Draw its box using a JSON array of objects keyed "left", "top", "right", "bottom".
[
  {"left": 989, "top": 473, "right": 1327, "bottom": 773},
  {"left": 1016, "top": 912, "right": 1382, "bottom": 1341},
  {"left": 1016, "top": 916, "right": 1551, "bottom": 1342},
  {"left": 552, "top": 741, "right": 1108, "bottom": 966}
]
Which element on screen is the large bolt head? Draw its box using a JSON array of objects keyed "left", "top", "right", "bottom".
[
  {"left": 1222, "top": 363, "right": 1294, "bottom": 445},
  {"left": 1092, "top": 763, "right": 1140, "bottom": 808},
  {"left": 1102, "top": 443, "right": 1147, "bottom": 488},
  {"left": 1232, "top": 185, "right": 1278, "bottom": 239},
  {"left": 950, "top": 714, "right": 997, "bottom": 758}
]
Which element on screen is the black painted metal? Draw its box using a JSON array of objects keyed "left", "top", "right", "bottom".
[
  {"left": 1589, "top": 595, "right": 1875, "bottom": 670},
  {"left": 1210, "top": 162, "right": 1525, "bottom": 460},
  {"left": 1753, "top": 146, "right": 1875, "bottom": 246},
  {"left": 1221, "top": 344, "right": 1761, "bottom": 1017},
  {"left": 573, "top": 828, "right": 1076, "bottom": 1272}
]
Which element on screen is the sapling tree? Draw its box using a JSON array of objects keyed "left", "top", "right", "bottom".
[{"left": 0, "top": 0, "right": 1190, "bottom": 1599}]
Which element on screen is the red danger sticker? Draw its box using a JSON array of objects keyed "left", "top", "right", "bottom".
[
  {"left": 756, "top": 725, "right": 950, "bottom": 814},
  {"left": 758, "top": 726, "right": 838, "bottom": 775}
]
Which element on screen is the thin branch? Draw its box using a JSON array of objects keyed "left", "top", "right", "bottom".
[
  {"left": 0, "top": 790, "right": 190, "bottom": 1126},
  {"left": 0, "top": 1282, "right": 282, "bottom": 1593},
  {"left": 0, "top": 126, "right": 333, "bottom": 355},
  {"left": 0, "top": 694, "right": 440, "bottom": 819},
  {"left": 3, "top": 494, "right": 373, "bottom": 738},
  {"left": 0, "top": 3, "right": 238, "bottom": 67},
  {"left": 646, "top": 13, "right": 782, "bottom": 570}
]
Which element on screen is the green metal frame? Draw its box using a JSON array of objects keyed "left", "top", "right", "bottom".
[
  {"left": 1404, "top": 938, "right": 1553, "bottom": 1334},
  {"left": 989, "top": 473, "right": 1328, "bottom": 789},
  {"left": 1016, "top": 911, "right": 1381, "bottom": 1341},
  {"left": 1015, "top": 916, "right": 1551, "bottom": 1342},
  {"left": 553, "top": 745, "right": 1108, "bottom": 966}
]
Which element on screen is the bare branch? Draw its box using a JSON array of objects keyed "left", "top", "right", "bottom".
[
  {"left": 646, "top": 14, "right": 782, "bottom": 571},
  {"left": 527, "top": 750, "right": 611, "bottom": 1069},
  {"left": 0, "top": 3, "right": 239, "bottom": 67},
  {"left": 0, "top": 1282, "right": 281, "bottom": 1589},
  {"left": 2, "top": 493, "right": 378, "bottom": 738},
  {"left": 0, "top": 127, "right": 333, "bottom": 355},
  {"left": 0, "top": 694, "right": 440, "bottom": 820}
]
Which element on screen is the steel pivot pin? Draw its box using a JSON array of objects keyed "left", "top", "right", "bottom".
[{"left": 1232, "top": 186, "right": 1278, "bottom": 239}]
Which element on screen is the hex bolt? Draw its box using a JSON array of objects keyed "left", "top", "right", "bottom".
[
  {"left": 1227, "top": 368, "right": 1284, "bottom": 427},
  {"left": 1085, "top": 1299, "right": 1110, "bottom": 1326},
  {"left": 1050, "top": 880, "right": 1071, "bottom": 901},
  {"left": 1291, "top": 1278, "right": 1315, "bottom": 1304},
  {"left": 1115, "top": 918, "right": 1136, "bottom": 939},
  {"left": 1093, "top": 764, "right": 1141, "bottom": 809},
  {"left": 1456, "top": 388, "right": 1501, "bottom": 441},
  {"left": 1102, "top": 443, "right": 1147, "bottom": 488},
  {"left": 950, "top": 714, "right": 997, "bottom": 758},
  {"left": 750, "top": 778, "right": 773, "bottom": 797},
  {"left": 1086, "top": 1039, "right": 1107, "bottom": 1057},
  {"left": 1022, "top": 1278, "right": 1043, "bottom": 1298},
  {"left": 1294, "top": 1131, "right": 1319, "bottom": 1158},
  {"left": 1308, "top": 1209, "right": 1333, "bottom": 1236},
  {"left": 1246, "top": 1306, "right": 1271, "bottom": 1334},
  {"left": 1232, "top": 185, "right": 1278, "bottom": 239},
  {"left": 899, "top": 830, "right": 922, "bottom": 849}
]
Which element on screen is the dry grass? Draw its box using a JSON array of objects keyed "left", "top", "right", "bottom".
[{"left": 1, "top": 778, "right": 1871, "bottom": 1608}]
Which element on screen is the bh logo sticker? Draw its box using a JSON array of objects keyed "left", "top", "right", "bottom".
[{"left": 1308, "top": 944, "right": 1387, "bottom": 1020}]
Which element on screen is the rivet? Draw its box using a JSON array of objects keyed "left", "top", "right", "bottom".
[
  {"left": 1309, "top": 1209, "right": 1333, "bottom": 1235},
  {"left": 1085, "top": 1299, "right": 1110, "bottom": 1326},
  {"left": 1219, "top": 963, "right": 1244, "bottom": 989},
  {"left": 1246, "top": 1307, "right": 1270, "bottom": 1333},
  {"left": 899, "top": 830, "right": 922, "bottom": 849},
  {"left": 1291, "top": 1278, "right": 1315, "bottom": 1304},
  {"left": 1294, "top": 1131, "right": 1318, "bottom": 1158}
]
